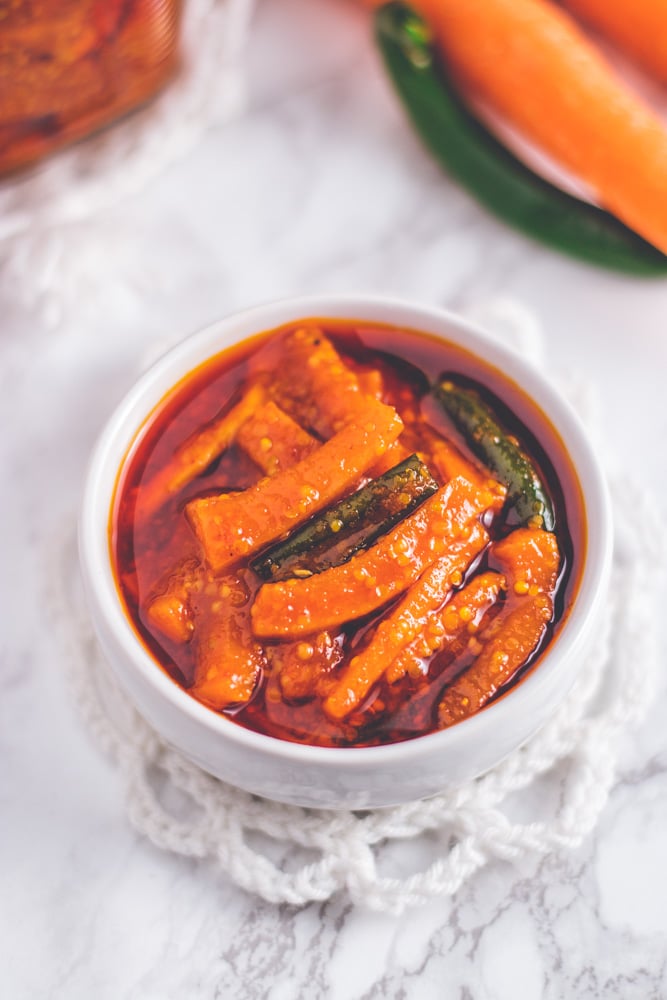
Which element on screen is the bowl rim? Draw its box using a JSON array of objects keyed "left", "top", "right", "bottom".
[{"left": 79, "top": 293, "right": 613, "bottom": 771}]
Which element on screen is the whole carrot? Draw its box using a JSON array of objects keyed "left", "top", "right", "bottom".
[
  {"left": 563, "top": 0, "right": 667, "bottom": 85},
  {"left": 410, "top": 0, "right": 667, "bottom": 254}
]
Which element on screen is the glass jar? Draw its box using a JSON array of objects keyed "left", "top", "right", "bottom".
[{"left": 0, "top": 0, "right": 182, "bottom": 176}]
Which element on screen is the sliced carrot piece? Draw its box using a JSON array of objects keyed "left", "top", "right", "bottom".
[
  {"left": 186, "top": 398, "right": 404, "bottom": 573},
  {"left": 563, "top": 0, "right": 667, "bottom": 85},
  {"left": 438, "top": 593, "right": 553, "bottom": 727},
  {"left": 269, "top": 632, "right": 343, "bottom": 702},
  {"left": 430, "top": 436, "right": 487, "bottom": 489},
  {"left": 435, "top": 525, "right": 561, "bottom": 726},
  {"left": 146, "top": 591, "right": 194, "bottom": 646},
  {"left": 322, "top": 523, "right": 490, "bottom": 719},
  {"left": 429, "top": 436, "right": 508, "bottom": 516},
  {"left": 145, "top": 558, "right": 200, "bottom": 644},
  {"left": 252, "top": 475, "right": 496, "bottom": 640},
  {"left": 415, "top": 0, "right": 667, "bottom": 254},
  {"left": 492, "top": 526, "right": 560, "bottom": 594},
  {"left": 272, "top": 327, "right": 373, "bottom": 436},
  {"left": 236, "top": 400, "right": 319, "bottom": 476},
  {"left": 357, "top": 368, "right": 385, "bottom": 400},
  {"left": 136, "top": 382, "right": 266, "bottom": 520},
  {"left": 368, "top": 440, "right": 414, "bottom": 477},
  {"left": 191, "top": 607, "right": 267, "bottom": 711},
  {"left": 386, "top": 570, "right": 504, "bottom": 683}
]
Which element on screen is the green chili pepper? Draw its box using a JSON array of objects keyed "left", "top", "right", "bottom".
[
  {"left": 432, "top": 377, "right": 555, "bottom": 531},
  {"left": 375, "top": 1, "right": 667, "bottom": 275},
  {"left": 252, "top": 453, "right": 439, "bottom": 581}
]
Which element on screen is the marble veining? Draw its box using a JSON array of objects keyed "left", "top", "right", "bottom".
[{"left": 4, "top": 0, "right": 667, "bottom": 996}]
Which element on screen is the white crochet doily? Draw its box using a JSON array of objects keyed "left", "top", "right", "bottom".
[
  {"left": 0, "top": 0, "right": 255, "bottom": 324},
  {"left": 52, "top": 303, "right": 664, "bottom": 914}
]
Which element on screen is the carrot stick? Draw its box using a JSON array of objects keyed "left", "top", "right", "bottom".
[
  {"left": 322, "top": 523, "right": 490, "bottom": 719},
  {"left": 368, "top": 440, "right": 415, "bottom": 477},
  {"left": 357, "top": 368, "right": 385, "bottom": 400},
  {"left": 145, "top": 557, "right": 201, "bottom": 645},
  {"left": 492, "top": 525, "right": 561, "bottom": 594},
  {"left": 273, "top": 327, "right": 375, "bottom": 436},
  {"left": 386, "top": 570, "right": 504, "bottom": 684},
  {"left": 236, "top": 400, "right": 319, "bottom": 476},
  {"left": 428, "top": 437, "right": 508, "bottom": 518},
  {"left": 438, "top": 593, "right": 553, "bottom": 726},
  {"left": 146, "top": 587, "right": 194, "bottom": 646},
  {"left": 252, "top": 476, "right": 496, "bottom": 639},
  {"left": 238, "top": 406, "right": 340, "bottom": 701},
  {"left": 268, "top": 632, "right": 343, "bottom": 702},
  {"left": 186, "top": 398, "right": 404, "bottom": 573},
  {"left": 191, "top": 608, "right": 267, "bottom": 710},
  {"left": 429, "top": 436, "right": 487, "bottom": 489},
  {"left": 272, "top": 326, "right": 404, "bottom": 475},
  {"left": 563, "top": 0, "right": 667, "bottom": 85},
  {"left": 413, "top": 0, "right": 667, "bottom": 254},
  {"left": 435, "top": 525, "right": 560, "bottom": 726},
  {"left": 136, "top": 382, "right": 266, "bottom": 520}
]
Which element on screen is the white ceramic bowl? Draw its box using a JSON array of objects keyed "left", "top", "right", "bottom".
[{"left": 79, "top": 295, "right": 612, "bottom": 809}]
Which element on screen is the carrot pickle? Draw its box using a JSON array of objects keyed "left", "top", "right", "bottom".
[{"left": 112, "top": 319, "right": 578, "bottom": 747}]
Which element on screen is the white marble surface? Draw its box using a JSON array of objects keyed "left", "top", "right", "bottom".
[{"left": 4, "top": 0, "right": 667, "bottom": 996}]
